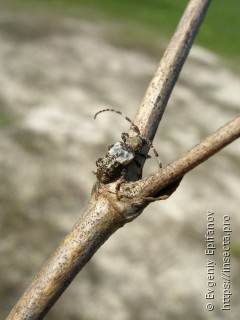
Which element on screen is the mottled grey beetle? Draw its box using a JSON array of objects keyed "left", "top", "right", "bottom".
[{"left": 93, "top": 108, "right": 161, "bottom": 184}]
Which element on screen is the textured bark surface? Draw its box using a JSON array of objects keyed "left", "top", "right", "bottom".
[{"left": 7, "top": 0, "right": 239, "bottom": 319}]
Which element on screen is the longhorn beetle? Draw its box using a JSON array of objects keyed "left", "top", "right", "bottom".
[{"left": 93, "top": 108, "right": 161, "bottom": 185}]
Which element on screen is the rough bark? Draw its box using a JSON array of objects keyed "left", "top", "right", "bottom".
[{"left": 8, "top": 1, "right": 239, "bottom": 319}]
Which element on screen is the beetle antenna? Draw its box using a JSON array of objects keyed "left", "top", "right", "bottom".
[{"left": 94, "top": 108, "right": 140, "bottom": 135}]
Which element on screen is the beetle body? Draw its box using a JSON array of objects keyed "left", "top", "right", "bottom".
[
  {"left": 94, "top": 137, "right": 142, "bottom": 183},
  {"left": 93, "top": 108, "right": 161, "bottom": 184}
]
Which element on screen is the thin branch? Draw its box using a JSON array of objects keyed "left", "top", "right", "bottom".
[
  {"left": 123, "top": 115, "right": 240, "bottom": 200},
  {"left": 7, "top": 115, "right": 239, "bottom": 320},
  {"left": 6, "top": 196, "right": 124, "bottom": 320},
  {"left": 7, "top": 0, "right": 218, "bottom": 319},
  {"left": 133, "top": 0, "right": 212, "bottom": 140}
]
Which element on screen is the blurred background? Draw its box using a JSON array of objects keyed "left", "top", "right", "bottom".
[{"left": 0, "top": 1, "right": 239, "bottom": 319}]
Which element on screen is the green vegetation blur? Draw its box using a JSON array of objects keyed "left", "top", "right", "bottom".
[{"left": 0, "top": 0, "right": 239, "bottom": 62}]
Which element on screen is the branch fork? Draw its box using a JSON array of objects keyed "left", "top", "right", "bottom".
[
  {"left": 94, "top": 113, "right": 240, "bottom": 224},
  {"left": 8, "top": 1, "right": 240, "bottom": 319}
]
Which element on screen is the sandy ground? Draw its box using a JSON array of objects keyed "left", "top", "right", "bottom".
[{"left": 0, "top": 10, "right": 240, "bottom": 320}]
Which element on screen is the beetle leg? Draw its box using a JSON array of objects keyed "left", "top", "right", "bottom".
[
  {"left": 115, "top": 169, "right": 127, "bottom": 199},
  {"left": 121, "top": 132, "right": 129, "bottom": 143}
]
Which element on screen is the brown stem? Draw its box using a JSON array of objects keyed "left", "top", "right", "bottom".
[
  {"left": 7, "top": 0, "right": 213, "bottom": 318},
  {"left": 124, "top": 115, "right": 240, "bottom": 200},
  {"left": 133, "top": 0, "right": 212, "bottom": 140},
  {"left": 6, "top": 193, "right": 128, "bottom": 319}
]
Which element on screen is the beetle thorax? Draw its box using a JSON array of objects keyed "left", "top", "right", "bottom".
[{"left": 124, "top": 135, "right": 143, "bottom": 153}]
